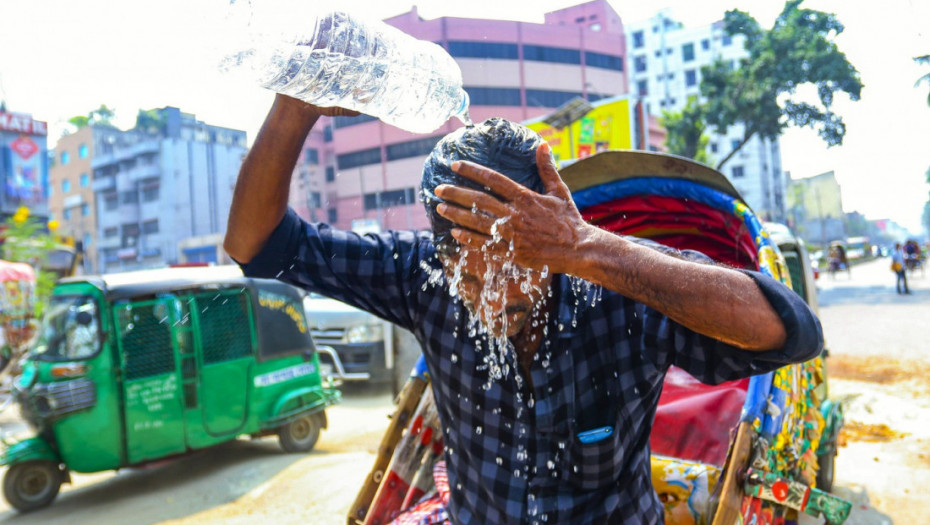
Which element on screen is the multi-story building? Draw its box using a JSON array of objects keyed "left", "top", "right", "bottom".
[
  {"left": 291, "top": 0, "right": 632, "bottom": 231},
  {"left": 49, "top": 125, "right": 109, "bottom": 271},
  {"left": 91, "top": 107, "right": 246, "bottom": 272},
  {"left": 0, "top": 108, "right": 49, "bottom": 219},
  {"left": 625, "top": 12, "right": 787, "bottom": 221},
  {"left": 786, "top": 170, "right": 846, "bottom": 246}
]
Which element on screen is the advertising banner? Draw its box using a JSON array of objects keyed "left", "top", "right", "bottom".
[
  {"left": 525, "top": 97, "right": 633, "bottom": 167},
  {"left": 5, "top": 135, "right": 45, "bottom": 207}
]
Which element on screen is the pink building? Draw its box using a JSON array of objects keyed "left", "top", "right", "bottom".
[{"left": 291, "top": 0, "right": 630, "bottom": 231}]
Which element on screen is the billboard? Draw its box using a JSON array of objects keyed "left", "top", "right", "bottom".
[
  {"left": 0, "top": 111, "right": 48, "bottom": 214},
  {"left": 525, "top": 97, "right": 635, "bottom": 167}
]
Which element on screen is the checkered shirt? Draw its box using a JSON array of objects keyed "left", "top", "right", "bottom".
[{"left": 241, "top": 209, "right": 823, "bottom": 525}]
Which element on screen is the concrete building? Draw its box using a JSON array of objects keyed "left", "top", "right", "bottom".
[
  {"left": 91, "top": 107, "right": 246, "bottom": 272},
  {"left": 49, "top": 125, "right": 111, "bottom": 271},
  {"left": 786, "top": 170, "right": 846, "bottom": 246},
  {"left": 625, "top": 12, "right": 787, "bottom": 221},
  {"left": 0, "top": 108, "right": 49, "bottom": 219},
  {"left": 291, "top": 0, "right": 634, "bottom": 231}
]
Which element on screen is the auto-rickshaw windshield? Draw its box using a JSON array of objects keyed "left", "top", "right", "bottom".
[{"left": 32, "top": 295, "right": 100, "bottom": 360}]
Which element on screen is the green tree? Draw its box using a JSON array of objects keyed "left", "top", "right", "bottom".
[
  {"left": 661, "top": 97, "right": 710, "bottom": 164},
  {"left": 67, "top": 104, "right": 116, "bottom": 131},
  {"left": 2, "top": 207, "right": 60, "bottom": 317},
  {"left": 700, "top": 0, "right": 863, "bottom": 170},
  {"left": 135, "top": 108, "right": 165, "bottom": 134},
  {"left": 915, "top": 55, "right": 930, "bottom": 106}
]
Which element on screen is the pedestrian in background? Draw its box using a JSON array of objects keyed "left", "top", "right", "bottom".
[{"left": 891, "top": 243, "right": 910, "bottom": 294}]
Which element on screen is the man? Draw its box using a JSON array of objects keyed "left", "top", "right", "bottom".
[
  {"left": 891, "top": 242, "right": 910, "bottom": 294},
  {"left": 225, "top": 95, "right": 822, "bottom": 524}
]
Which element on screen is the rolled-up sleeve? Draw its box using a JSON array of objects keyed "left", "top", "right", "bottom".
[{"left": 642, "top": 269, "right": 823, "bottom": 385}]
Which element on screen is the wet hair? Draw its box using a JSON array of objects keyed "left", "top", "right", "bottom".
[{"left": 420, "top": 118, "right": 544, "bottom": 254}]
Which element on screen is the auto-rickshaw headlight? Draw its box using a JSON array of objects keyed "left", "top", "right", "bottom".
[{"left": 344, "top": 323, "right": 383, "bottom": 344}]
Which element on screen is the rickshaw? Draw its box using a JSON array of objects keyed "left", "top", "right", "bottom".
[
  {"left": 0, "top": 265, "right": 340, "bottom": 512},
  {"left": 349, "top": 151, "right": 851, "bottom": 525}
]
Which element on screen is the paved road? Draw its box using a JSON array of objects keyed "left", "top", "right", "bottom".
[{"left": 0, "top": 257, "right": 925, "bottom": 524}]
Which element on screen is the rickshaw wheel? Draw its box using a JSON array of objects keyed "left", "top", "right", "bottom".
[
  {"left": 3, "top": 460, "right": 63, "bottom": 512},
  {"left": 278, "top": 413, "right": 322, "bottom": 453},
  {"left": 816, "top": 448, "right": 836, "bottom": 492}
]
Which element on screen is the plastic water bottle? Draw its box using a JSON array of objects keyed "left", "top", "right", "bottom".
[{"left": 222, "top": 6, "right": 471, "bottom": 134}]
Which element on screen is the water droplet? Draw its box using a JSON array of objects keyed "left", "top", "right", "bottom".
[{"left": 475, "top": 426, "right": 482, "bottom": 435}]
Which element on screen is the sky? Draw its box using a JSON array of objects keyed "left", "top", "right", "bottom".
[{"left": 1, "top": 0, "right": 928, "bottom": 233}]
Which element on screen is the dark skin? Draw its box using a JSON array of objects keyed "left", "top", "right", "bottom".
[{"left": 435, "top": 143, "right": 788, "bottom": 354}]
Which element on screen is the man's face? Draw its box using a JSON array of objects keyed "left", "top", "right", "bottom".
[{"left": 439, "top": 247, "right": 551, "bottom": 338}]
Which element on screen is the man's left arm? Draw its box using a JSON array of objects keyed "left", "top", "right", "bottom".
[{"left": 434, "top": 143, "right": 816, "bottom": 354}]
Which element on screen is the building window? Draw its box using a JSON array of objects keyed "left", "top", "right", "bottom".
[
  {"left": 304, "top": 148, "right": 319, "bottom": 165},
  {"left": 83, "top": 233, "right": 92, "bottom": 248},
  {"left": 64, "top": 208, "right": 72, "bottom": 220},
  {"left": 363, "top": 188, "right": 417, "bottom": 210},
  {"left": 104, "top": 194, "right": 118, "bottom": 211},
  {"left": 447, "top": 41, "right": 518, "bottom": 59},
  {"left": 701, "top": 39, "right": 710, "bottom": 51},
  {"left": 121, "top": 190, "right": 138, "bottom": 204},
  {"left": 323, "top": 125, "right": 333, "bottom": 143},
  {"left": 731, "top": 139, "right": 741, "bottom": 151},
  {"left": 333, "top": 114, "right": 378, "bottom": 129},
  {"left": 61, "top": 151, "right": 70, "bottom": 165},
  {"left": 142, "top": 219, "right": 159, "bottom": 234},
  {"left": 78, "top": 144, "right": 89, "bottom": 158},
  {"left": 732, "top": 166, "right": 745, "bottom": 178},
  {"left": 464, "top": 87, "right": 522, "bottom": 106},
  {"left": 589, "top": 23, "right": 601, "bottom": 32},
  {"left": 522, "top": 45, "right": 581, "bottom": 65},
  {"left": 634, "top": 55, "right": 647, "bottom": 73},
  {"left": 685, "top": 69, "right": 697, "bottom": 87},
  {"left": 682, "top": 42, "right": 695, "bottom": 62},
  {"left": 636, "top": 80, "right": 648, "bottom": 96},
  {"left": 327, "top": 208, "right": 338, "bottom": 223},
  {"left": 141, "top": 183, "right": 160, "bottom": 202},
  {"left": 525, "top": 89, "right": 584, "bottom": 108},
  {"left": 632, "top": 31, "right": 644, "bottom": 48},
  {"left": 80, "top": 173, "right": 90, "bottom": 187},
  {"left": 722, "top": 35, "right": 733, "bottom": 46},
  {"left": 336, "top": 147, "right": 382, "bottom": 170},
  {"left": 62, "top": 179, "right": 71, "bottom": 193},
  {"left": 82, "top": 204, "right": 90, "bottom": 217},
  {"left": 584, "top": 51, "right": 623, "bottom": 71},
  {"left": 386, "top": 136, "right": 442, "bottom": 162},
  {"left": 104, "top": 227, "right": 118, "bottom": 238},
  {"left": 325, "top": 166, "right": 335, "bottom": 182},
  {"left": 710, "top": 143, "right": 718, "bottom": 153}
]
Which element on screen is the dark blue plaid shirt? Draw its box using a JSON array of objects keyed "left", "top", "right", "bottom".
[{"left": 241, "top": 209, "right": 822, "bottom": 525}]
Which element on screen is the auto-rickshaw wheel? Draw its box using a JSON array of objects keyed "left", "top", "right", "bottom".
[
  {"left": 278, "top": 412, "right": 322, "bottom": 453},
  {"left": 3, "top": 460, "right": 63, "bottom": 512},
  {"left": 816, "top": 447, "right": 836, "bottom": 492}
]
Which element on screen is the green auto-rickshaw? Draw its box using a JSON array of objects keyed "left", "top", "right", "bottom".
[{"left": 0, "top": 265, "right": 340, "bottom": 512}]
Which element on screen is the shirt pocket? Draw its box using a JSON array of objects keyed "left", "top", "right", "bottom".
[{"left": 562, "top": 407, "right": 629, "bottom": 491}]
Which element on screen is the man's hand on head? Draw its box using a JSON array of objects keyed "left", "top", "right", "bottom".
[{"left": 434, "top": 143, "right": 595, "bottom": 275}]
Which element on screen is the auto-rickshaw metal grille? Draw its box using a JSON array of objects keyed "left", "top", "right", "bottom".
[
  {"left": 197, "top": 291, "right": 252, "bottom": 363},
  {"left": 118, "top": 301, "right": 174, "bottom": 380}
]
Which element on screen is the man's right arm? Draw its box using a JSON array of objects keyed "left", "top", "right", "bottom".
[{"left": 224, "top": 94, "right": 355, "bottom": 263}]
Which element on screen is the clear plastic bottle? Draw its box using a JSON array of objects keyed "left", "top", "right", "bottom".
[{"left": 223, "top": 7, "right": 471, "bottom": 134}]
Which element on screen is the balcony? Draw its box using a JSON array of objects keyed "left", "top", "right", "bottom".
[
  {"left": 127, "top": 163, "right": 161, "bottom": 183},
  {"left": 92, "top": 176, "right": 116, "bottom": 192}
]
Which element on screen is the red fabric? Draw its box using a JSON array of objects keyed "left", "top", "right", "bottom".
[
  {"left": 650, "top": 367, "right": 748, "bottom": 466},
  {"left": 580, "top": 195, "right": 758, "bottom": 269}
]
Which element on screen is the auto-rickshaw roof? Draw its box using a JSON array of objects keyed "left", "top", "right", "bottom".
[
  {"left": 59, "top": 265, "right": 259, "bottom": 300},
  {"left": 560, "top": 150, "right": 743, "bottom": 201}
]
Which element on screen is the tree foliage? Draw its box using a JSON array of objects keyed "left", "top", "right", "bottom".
[
  {"left": 916, "top": 55, "right": 930, "bottom": 106},
  {"left": 2, "top": 208, "right": 60, "bottom": 317},
  {"left": 135, "top": 108, "right": 164, "bottom": 134},
  {"left": 700, "top": 0, "right": 863, "bottom": 169},
  {"left": 67, "top": 104, "right": 116, "bottom": 131},
  {"left": 661, "top": 98, "right": 710, "bottom": 164}
]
